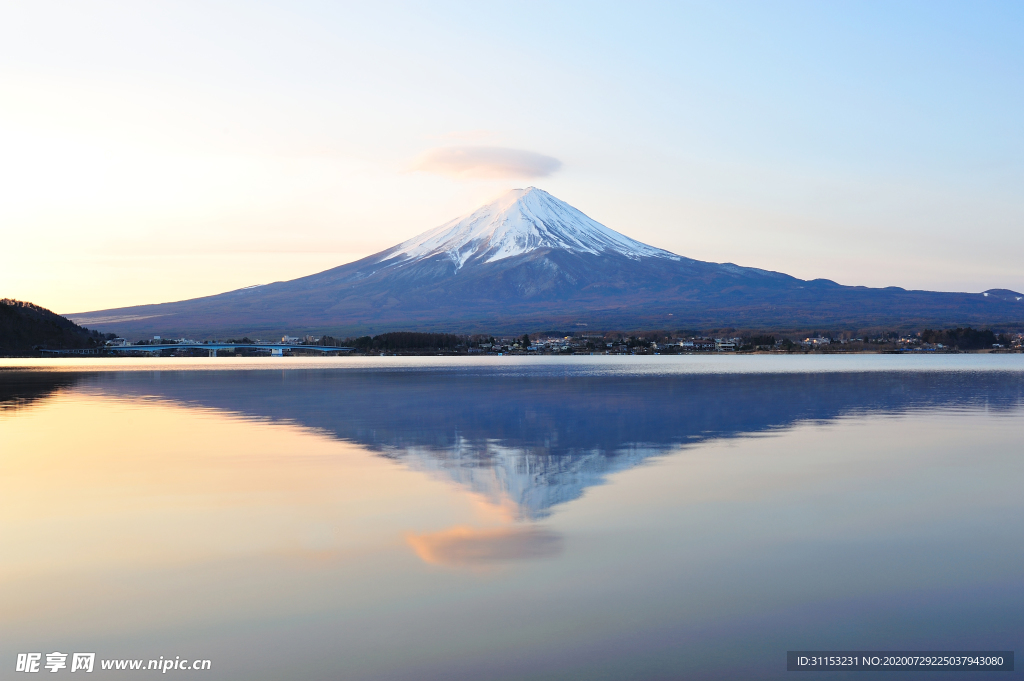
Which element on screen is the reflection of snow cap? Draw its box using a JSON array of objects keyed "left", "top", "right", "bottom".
[{"left": 394, "top": 438, "right": 669, "bottom": 520}]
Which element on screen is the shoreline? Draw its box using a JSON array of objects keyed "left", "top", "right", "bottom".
[{"left": 3, "top": 353, "right": 1023, "bottom": 375}]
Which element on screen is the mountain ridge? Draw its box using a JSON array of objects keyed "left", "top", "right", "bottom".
[{"left": 68, "top": 188, "right": 1024, "bottom": 337}]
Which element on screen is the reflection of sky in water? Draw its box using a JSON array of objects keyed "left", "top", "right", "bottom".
[
  {"left": 407, "top": 526, "right": 564, "bottom": 568},
  {"left": 1, "top": 359, "right": 1022, "bottom": 680}
]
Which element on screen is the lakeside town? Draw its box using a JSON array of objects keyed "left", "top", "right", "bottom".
[
  {"left": 89, "top": 328, "right": 1024, "bottom": 357},
  {"left": 6, "top": 298, "right": 1021, "bottom": 358}
]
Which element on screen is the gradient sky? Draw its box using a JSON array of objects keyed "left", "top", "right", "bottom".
[{"left": 2, "top": 1, "right": 1022, "bottom": 313}]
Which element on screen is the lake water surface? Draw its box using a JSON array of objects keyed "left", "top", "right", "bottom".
[{"left": 2, "top": 356, "right": 1022, "bottom": 679}]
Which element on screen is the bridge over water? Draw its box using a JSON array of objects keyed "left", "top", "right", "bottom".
[{"left": 107, "top": 343, "right": 354, "bottom": 357}]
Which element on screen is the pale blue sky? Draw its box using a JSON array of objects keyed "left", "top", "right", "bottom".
[{"left": 1, "top": 1, "right": 1022, "bottom": 312}]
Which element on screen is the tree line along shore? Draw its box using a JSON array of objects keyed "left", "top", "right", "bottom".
[{"left": 2, "top": 298, "right": 1022, "bottom": 357}]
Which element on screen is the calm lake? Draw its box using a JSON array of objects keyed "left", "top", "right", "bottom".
[{"left": 2, "top": 356, "right": 1022, "bottom": 680}]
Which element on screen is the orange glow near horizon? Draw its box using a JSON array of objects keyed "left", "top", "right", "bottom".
[
  {"left": 4, "top": 4, "right": 1024, "bottom": 313},
  {"left": 406, "top": 525, "right": 563, "bottom": 569},
  {"left": 0, "top": 392, "right": 512, "bottom": 638}
]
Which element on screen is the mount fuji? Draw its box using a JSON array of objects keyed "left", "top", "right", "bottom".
[
  {"left": 71, "top": 187, "right": 1023, "bottom": 337},
  {"left": 387, "top": 187, "right": 677, "bottom": 266}
]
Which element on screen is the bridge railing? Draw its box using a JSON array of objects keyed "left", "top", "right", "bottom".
[{"left": 107, "top": 344, "right": 354, "bottom": 354}]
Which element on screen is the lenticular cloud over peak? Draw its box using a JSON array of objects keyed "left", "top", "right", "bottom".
[{"left": 413, "top": 146, "right": 562, "bottom": 179}]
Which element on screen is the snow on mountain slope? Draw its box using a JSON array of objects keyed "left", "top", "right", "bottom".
[{"left": 384, "top": 187, "right": 680, "bottom": 269}]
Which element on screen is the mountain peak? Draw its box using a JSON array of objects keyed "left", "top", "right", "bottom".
[{"left": 384, "top": 187, "right": 679, "bottom": 269}]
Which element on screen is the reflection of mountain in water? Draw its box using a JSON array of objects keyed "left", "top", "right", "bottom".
[
  {"left": 0, "top": 372, "right": 80, "bottom": 412},
  {"left": 6, "top": 369, "right": 1024, "bottom": 518},
  {"left": 397, "top": 439, "right": 664, "bottom": 519}
]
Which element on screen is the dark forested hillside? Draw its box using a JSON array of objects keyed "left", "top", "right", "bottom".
[
  {"left": 327, "top": 332, "right": 466, "bottom": 352},
  {"left": 0, "top": 299, "right": 113, "bottom": 356},
  {"left": 920, "top": 327, "right": 1009, "bottom": 350}
]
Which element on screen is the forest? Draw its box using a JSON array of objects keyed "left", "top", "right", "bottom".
[
  {"left": 0, "top": 299, "right": 114, "bottom": 356},
  {"left": 920, "top": 327, "right": 1008, "bottom": 350},
  {"left": 319, "top": 332, "right": 466, "bottom": 352}
]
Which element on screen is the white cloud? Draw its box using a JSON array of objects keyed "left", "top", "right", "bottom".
[{"left": 413, "top": 146, "right": 562, "bottom": 179}]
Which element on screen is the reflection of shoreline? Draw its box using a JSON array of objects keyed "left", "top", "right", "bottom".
[
  {"left": 7, "top": 368, "right": 1024, "bottom": 519},
  {"left": 0, "top": 372, "right": 82, "bottom": 412},
  {"left": 3, "top": 354, "right": 1024, "bottom": 377}
]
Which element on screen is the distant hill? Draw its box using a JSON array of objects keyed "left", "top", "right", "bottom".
[
  {"left": 69, "top": 188, "right": 1024, "bottom": 338},
  {"left": 0, "top": 299, "right": 112, "bottom": 356}
]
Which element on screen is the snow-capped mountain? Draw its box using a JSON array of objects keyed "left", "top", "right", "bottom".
[
  {"left": 386, "top": 187, "right": 678, "bottom": 269},
  {"left": 71, "top": 188, "right": 1024, "bottom": 337}
]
